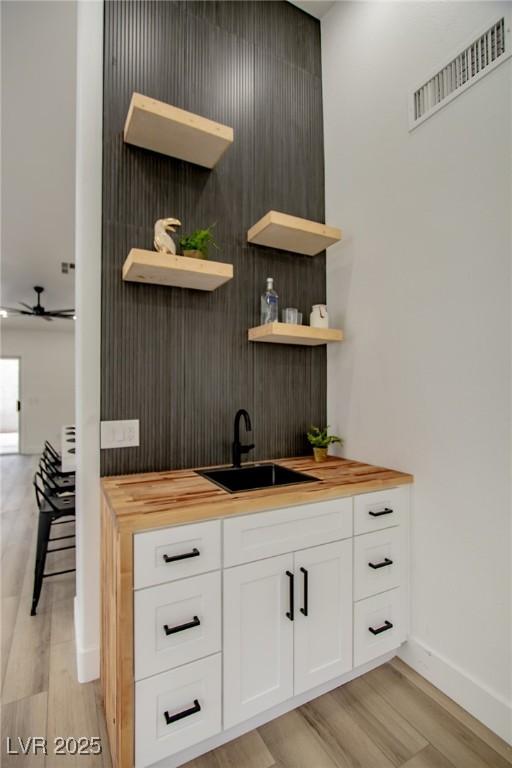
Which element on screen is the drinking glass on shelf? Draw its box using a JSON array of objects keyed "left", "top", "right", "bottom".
[{"left": 282, "top": 308, "right": 299, "bottom": 324}]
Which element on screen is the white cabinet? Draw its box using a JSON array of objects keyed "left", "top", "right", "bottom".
[
  {"left": 223, "top": 554, "right": 294, "bottom": 728},
  {"left": 294, "top": 540, "right": 353, "bottom": 694},
  {"left": 353, "top": 526, "right": 404, "bottom": 601},
  {"left": 223, "top": 497, "right": 352, "bottom": 567},
  {"left": 353, "top": 588, "right": 405, "bottom": 667},
  {"left": 134, "top": 571, "right": 221, "bottom": 679},
  {"left": 223, "top": 540, "right": 353, "bottom": 727},
  {"left": 135, "top": 654, "right": 221, "bottom": 768},
  {"left": 131, "top": 485, "right": 410, "bottom": 766}
]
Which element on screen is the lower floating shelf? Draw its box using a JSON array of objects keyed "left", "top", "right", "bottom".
[
  {"left": 248, "top": 323, "right": 343, "bottom": 346},
  {"left": 122, "top": 249, "right": 234, "bottom": 291}
]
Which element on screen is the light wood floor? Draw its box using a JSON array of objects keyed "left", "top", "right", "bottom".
[{"left": 2, "top": 455, "right": 511, "bottom": 768}]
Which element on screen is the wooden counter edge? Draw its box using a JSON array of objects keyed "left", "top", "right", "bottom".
[{"left": 101, "top": 492, "right": 134, "bottom": 768}]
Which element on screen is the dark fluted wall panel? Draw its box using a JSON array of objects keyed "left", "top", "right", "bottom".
[{"left": 101, "top": 0, "right": 326, "bottom": 475}]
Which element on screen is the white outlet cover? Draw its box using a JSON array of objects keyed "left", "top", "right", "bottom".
[{"left": 100, "top": 419, "right": 140, "bottom": 449}]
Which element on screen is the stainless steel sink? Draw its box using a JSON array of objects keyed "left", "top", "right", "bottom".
[{"left": 197, "top": 463, "right": 318, "bottom": 494}]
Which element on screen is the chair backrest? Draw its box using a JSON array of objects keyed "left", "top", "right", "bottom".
[
  {"left": 33, "top": 473, "right": 59, "bottom": 513},
  {"left": 44, "top": 440, "right": 61, "bottom": 461},
  {"left": 38, "top": 461, "right": 58, "bottom": 492}
]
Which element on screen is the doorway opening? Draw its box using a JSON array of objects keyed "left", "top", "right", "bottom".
[{"left": 0, "top": 357, "right": 20, "bottom": 454}]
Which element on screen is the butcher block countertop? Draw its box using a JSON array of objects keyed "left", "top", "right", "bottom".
[{"left": 101, "top": 456, "right": 413, "bottom": 533}]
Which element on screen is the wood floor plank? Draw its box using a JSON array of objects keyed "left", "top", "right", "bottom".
[
  {"left": 401, "top": 744, "right": 457, "bottom": 768},
  {"left": 390, "top": 658, "right": 512, "bottom": 764},
  {"left": 1, "top": 691, "right": 48, "bottom": 767},
  {"left": 2, "top": 582, "right": 52, "bottom": 703},
  {"left": 46, "top": 640, "right": 104, "bottom": 767},
  {"left": 299, "top": 690, "right": 396, "bottom": 768},
  {"left": 182, "top": 730, "right": 274, "bottom": 768},
  {"left": 1, "top": 596, "right": 18, "bottom": 686},
  {"left": 50, "top": 596, "right": 75, "bottom": 646},
  {"left": 331, "top": 674, "right": 428, "bottom": 766},
  {"left": 366, "top": 664, "right": 511, "bottom": 768},
  {"left": 258, "top": 708, "right": 339, "bottom": 768}
]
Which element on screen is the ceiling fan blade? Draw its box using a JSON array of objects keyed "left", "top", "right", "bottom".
[
  {"left": 42, "top": 315, "right": 53, "bottom": 322},
  {"left": 0, "top": 306, "right": 25, "bottom": 313},
  {"left": 47, "top": 313, "right": 73, "bottom": 319},
  {"left": 49, "top": 309, "right": 75, "bottom": 314},
  {"left": 18, "top": 302, "right": 34, "bottom": 310}
]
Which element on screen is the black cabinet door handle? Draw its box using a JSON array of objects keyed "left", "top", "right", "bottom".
[
  {"left": 300, "top": 567, "right": 308, "bottom": 616},
  {"left": 163, "top": 547, "right": 200, "bottom": 563},
  {"left": 368, "top": 557, "right": 394, "bottom": 570},
  {"left": 163, "top": 616, "right": 200, "bottom": 636},
  {"left": 285, "top": 570, "right": 294, "bottom": 621},
  {"left": 368, "top": 620, "right": 393, "bottom": 635},
  {"left": 164, "top": 699, "right": 201, "bottom": 725},
  {"left": 368, "top": 507, "right": 393, "bottom": 517}
]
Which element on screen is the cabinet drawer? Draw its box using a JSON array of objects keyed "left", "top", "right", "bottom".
[
  {"left": 224, "top": 497, "right": 352, "bottom": 567},
  {"left": 134, "top": 520, "right": 221, "bottom": 589},
  {"left": 354, "top": 527, "right": 404, "bottom": 601},
  {"left": 353, "top": 588, "right": 405, "bottom": 667},
  {"left": 134, "top": 572, "right": 221, "bottom": 680},
  {"left": 354, "top": 487, "right": 408, "bottom": 535},
  {"left": 135, "top": 654, "right": 221, "bottom": 768}
]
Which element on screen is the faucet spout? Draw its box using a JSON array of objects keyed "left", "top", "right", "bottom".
[{"left": 232, "top": 409, "right": 255, "bottom": 468}]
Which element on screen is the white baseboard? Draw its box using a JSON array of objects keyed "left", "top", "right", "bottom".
[
  {"left": 399, "top": 636, "right": 512, "bottom": 744},
  {"left": 74, "top": 596, "right": 100, "bottom": 683}
]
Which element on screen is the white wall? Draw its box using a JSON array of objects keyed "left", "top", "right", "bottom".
[
  {"left": 1, "top": 327, "right": 75, "bottom": 453},
  {"left": 323, "top": 1, "right": 511, "bottom": 741}
]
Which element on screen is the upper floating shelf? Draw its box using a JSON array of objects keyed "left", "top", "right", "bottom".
[
  {"left": 122, "top": 249, "right": 234, "bottom": 292},
  {"left": 124, "top": 93, "right": 234, "bottom": 169},
  {"left": 247, "top": 211, "right": 342, "bottom": 256},
  {"left": 248, "top": 323, "right": 343, "bottom": 346}
]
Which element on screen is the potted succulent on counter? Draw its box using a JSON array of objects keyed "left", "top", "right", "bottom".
[
  {"left": 179, "top": 224, "right": 219, "bottom": 260},
  {"left": 307, "top": 425, "right": 343, "bottom": 462}
]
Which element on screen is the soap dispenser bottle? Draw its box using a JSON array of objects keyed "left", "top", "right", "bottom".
[{"left": 260, "top": 277, "right": 278, "bottom": 324}]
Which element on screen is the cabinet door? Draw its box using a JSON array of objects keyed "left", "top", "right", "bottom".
[
  {"left": 294, "top": 539, "right": 353, "bottom": 695},
  {"left": 223, "top": 554, "right": 294, "bottom": 728}
]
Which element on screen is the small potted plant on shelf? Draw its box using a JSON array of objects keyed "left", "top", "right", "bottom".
[
  {"left": 307, "top": 425, "right": 343, "bottom": 462},
  {"left": 178, "top": 224, "right": 219, "bottom": 260}
]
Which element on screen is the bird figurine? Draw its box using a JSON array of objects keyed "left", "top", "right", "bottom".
[{"left": 154, "top": 217, "right": 181, "bottom": 255}]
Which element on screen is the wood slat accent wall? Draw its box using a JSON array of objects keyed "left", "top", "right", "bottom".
[{"left": 101, "top": 1, "right": 326, "bottom": 475}]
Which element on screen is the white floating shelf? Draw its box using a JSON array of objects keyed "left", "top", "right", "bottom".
[
  {"left": 124, "top": 93, "right": 234, "bottom": 169},
  {"left": 122, "top": 249, "right": 234, "bottom": 292},
  {"left": 247, "top": 211, "right": 342, "bottom": 256},
  {"left": 248, "top": 323, "right": 343, "bottom": 346}
]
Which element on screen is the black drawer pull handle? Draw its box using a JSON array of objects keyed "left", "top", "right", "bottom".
[
  {"left": 286, "top": 570, "right": 294, "bottom": 621},
  {"left": 369, "top": 620, "right": 393, "bottom": 636},
  {"left": 164, "top": 699, "right": 201, "bottom": 725},
  {"left": 163, "top": 547, "right": 200, "bottom": 563},
  {"left": 368, "top": 558, "right": 394, "bottom": 570},
  {"left": 300, "top": 567, "right": 308, "bottom": 616},
  {"left": 163, "top": 616, "right": 200, "bottom": 636},
  {"left": 368, "top": 507, "right": 393, "bottom": 517}
]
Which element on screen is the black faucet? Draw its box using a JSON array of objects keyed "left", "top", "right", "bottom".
[{"left": 232, "top": 409, "right": 255, "bottom": 468}]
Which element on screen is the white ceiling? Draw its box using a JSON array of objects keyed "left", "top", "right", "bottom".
[
  {"left": 289, "top": 1, "right": 336, "bottom": 19},
  {"left": 1, "top": 0, "right": 77, "bottom": 324}
]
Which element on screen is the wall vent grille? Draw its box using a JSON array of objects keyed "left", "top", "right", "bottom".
[{"left": 409, "top": 15, "right": 511, "bottom": 129}]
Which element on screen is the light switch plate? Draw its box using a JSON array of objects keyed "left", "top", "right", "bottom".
[{"left": 100, "top": 419, "right": 140, "bottom": 449}]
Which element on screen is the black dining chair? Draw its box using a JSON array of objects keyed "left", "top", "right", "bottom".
[
  {"left": 42, "top": 444, "right": 74, "bottom": 480},
  {"left": 31, "top": 473, "right": 76, "bottom": 616},
  {"left": 39, "top": 455, "right": 75, "bottom": 491}
]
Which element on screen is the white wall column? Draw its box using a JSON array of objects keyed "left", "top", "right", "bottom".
[{"left": 74, "top": 0, "right": 103, "bottom": 683}]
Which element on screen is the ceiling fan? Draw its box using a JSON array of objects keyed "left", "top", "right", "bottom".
[{"left": 0, "top": 286, "right": 75, "bottom": 322}]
